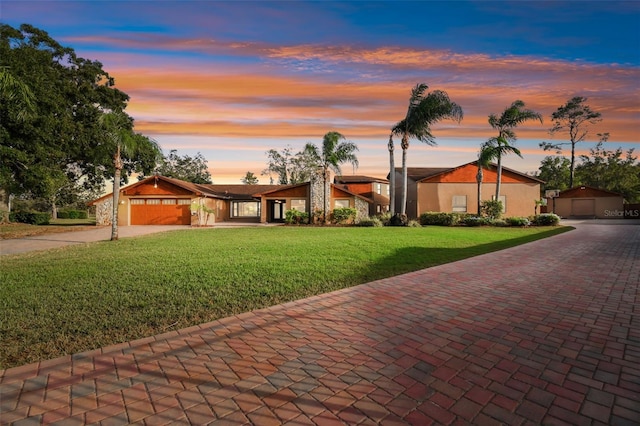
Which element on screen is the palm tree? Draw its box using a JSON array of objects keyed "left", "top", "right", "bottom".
[
  {"left": 392, "top": 83, "right": 463, "bottom": 216},
  {"left": 100, "top": 111, "right": 160, "bottom": 240},
  {"left": 305, "top": 131, "right": 359, "bottom": 223},
  {"left": 487, "top": 100, "right": 542, "bottom": 201},
  {"left": 476, "top": 142, "right": 498, "bottom": 215},
  {"left": 388, "top": 133, "right": 395, "bottom": 215}
]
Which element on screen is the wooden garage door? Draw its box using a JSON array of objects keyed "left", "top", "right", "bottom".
[
  {"left": 131, "top": 199, "right": 191, "bottom": 225},
  {"left": 571, "top": 199, "right": 595, "bottom": 217}
]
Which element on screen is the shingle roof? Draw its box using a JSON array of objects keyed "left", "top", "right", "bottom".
[{"left": 334, "top": 175, "right": 389, "bottom": 184}]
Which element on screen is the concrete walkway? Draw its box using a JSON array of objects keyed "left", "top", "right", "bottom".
[{"left": 1, "top": 222, "right": 639, "bottom": 425}]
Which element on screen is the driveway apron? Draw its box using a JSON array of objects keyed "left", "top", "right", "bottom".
[{"left": 1, "top": 222, "right": 638, "bottom": 425}]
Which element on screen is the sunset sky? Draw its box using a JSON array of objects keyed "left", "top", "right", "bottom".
[{"left": 3, "top": 1, "right": 639, "bottom": 183}]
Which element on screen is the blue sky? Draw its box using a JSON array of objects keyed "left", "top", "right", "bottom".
[{"left": 3, "top": 1, "right": 639, "bottom": 182}]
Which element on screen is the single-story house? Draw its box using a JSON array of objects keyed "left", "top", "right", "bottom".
[
  {"left": 390, "top": 161, "right": 543, "bottom": 219},
  {"left": 546, "top": 186, "right": 624, "bottom": 219},
  {"left": 334, "top": 175, "right": 390, "bottom": 216},
  {"left": 89, "top": 173, "right": 370, "bottom": 226}
]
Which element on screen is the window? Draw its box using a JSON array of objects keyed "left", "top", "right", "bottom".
[
  {"left": 146, "top": 199, "right": 160, "bottom": 205},
  {"left": 452, "top": 195, "right": 467, "bottom": 212},
  {"left": 376, "top": 204, "right": 381, "bottom": 213},
  {"left": 232, "top": 201, "right": 260, "bottom": 217},
  {"left": 178, "top": 199, "right": 192, "bottom": 205},
  {"left": 162, "top": 199, "right": 175, "bottom": 205},
  {"left": 376, "top": 183, "right": 381, "bottom": 194},
  {"left": 291, "top": 199, "right": 306, "bottom": 213},
  {"left": 492, "top": 195, "right": 507, "bottom": 213},
  {"left": 334, "top": 199, "right": 350, "bottom": 208},
  {"left": 131, "top": 199, "right": 144, "bottom": 205}
]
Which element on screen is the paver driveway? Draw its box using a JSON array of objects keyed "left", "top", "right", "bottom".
[{"left": 1, "top": 222, "right": 638, "bottom": 425}]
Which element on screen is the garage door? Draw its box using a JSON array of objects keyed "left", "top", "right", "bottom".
[
  {"left": 131, "top": 199, "right": 191, "bottom": 225},
  {"left": 571, "top": 199, "right": 595, "bottom": 217}
]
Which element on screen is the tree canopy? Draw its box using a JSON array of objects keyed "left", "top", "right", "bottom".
[
  {"left": 155, "top": 149, "right": 212, "bottom": 184},
  {"left": 0, "top": 24, "right": 158, "bottom": 211}
]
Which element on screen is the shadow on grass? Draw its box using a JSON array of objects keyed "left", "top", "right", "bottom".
[{"left": 352, "top": 226, "right": 575, "bottom": 284}]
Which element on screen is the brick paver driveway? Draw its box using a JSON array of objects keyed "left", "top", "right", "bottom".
[{"left": 1, "top": 221, "right": 638, "bottom": 425}]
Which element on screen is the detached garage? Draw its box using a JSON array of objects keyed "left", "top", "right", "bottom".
[{"left": 550, "top": 186, "right": 624, "bottom": 219}]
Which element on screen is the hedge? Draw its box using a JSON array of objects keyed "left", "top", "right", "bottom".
[
  {"left": 10, "top": 211, "right": 51, "bottom": 225},
  {"left": 57, "top": 210, "right": 88, "bottom": 219}
]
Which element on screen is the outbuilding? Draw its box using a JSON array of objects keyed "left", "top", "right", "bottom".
[{"left": 548, "top": 186, "right": 624, "bottom": 219}]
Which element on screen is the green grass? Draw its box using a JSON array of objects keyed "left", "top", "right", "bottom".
[
  {"left": 0, "top": 226, "right": 571, "bottom": 369},
  {"left": 0, "top": 218, "right": 97, "bottom": 239}
]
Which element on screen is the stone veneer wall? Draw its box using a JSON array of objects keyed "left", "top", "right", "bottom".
[
  {"left": 95, "top": 199, "right": 113, "bottom": 226},
  {"left": 310, "top": 169, "right": 331, "bottom": 222},
  {"left": 354, "top": 197, "right": 369, "bottom": 220}
]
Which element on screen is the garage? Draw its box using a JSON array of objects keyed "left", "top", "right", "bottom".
[
  {"left": 571, "top": 199, "right": 595, "bottom": 217},
  {"left": 130, "top": 198, "right": 191, "bottom": 225}
]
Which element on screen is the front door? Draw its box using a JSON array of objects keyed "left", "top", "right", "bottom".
[{"left": 269, "top": 200, "right": 285, "bottom": 222}]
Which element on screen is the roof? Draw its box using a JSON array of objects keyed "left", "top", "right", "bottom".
[
  {"left": 388, "top": 161, "right": 543, "bottom": 184},
  {"left": 558, "top": 186, "right": 623, "bottom": 198},
  {"left": 334, "top": 175, "right": 389, "bottom": 184},
  {"left": 387, "top": 167, "right": 451, "bottom": 181}
]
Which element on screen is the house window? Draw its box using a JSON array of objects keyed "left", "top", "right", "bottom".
[
  {"left": 162, "top": 199, "right": 175, "bottom": 205},
  {"left": 376, "top": 204, "right": 381, "bottom": 213},
  {"left": 232, "top": 201, "right": 260, "bottom": 217},
  {"left": 376, "top": 183, "right": 381, "bottom": 194},
  {"left": 178, "top": 199, "right": 192, "bottom": 205},
  {"left": 452, "top": 195, "right": 467, "bottom": 212},
  {"left": 291, "top": 199, "right": 306, "bottom": 213},
  {"left": 492, "top": 195, "right": 507, "bottom": 213},
  {"left": 334, "top": 199, "right": 350, "bottom": 208}
]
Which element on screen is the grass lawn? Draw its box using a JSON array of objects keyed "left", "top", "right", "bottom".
[{"left": 0, "top": 225, "right": 571, "bottom": 369}]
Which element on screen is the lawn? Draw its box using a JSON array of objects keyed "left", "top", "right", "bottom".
[{"left": 0, "top": 225, "right": 571, "bottom": 369}]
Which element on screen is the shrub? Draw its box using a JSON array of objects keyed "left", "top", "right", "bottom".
[
  {"left": 377, "top": 211, "right": 392, "bottom": 226},
  {"left": 10, "top": 211, "right": 51, "bottom": 225},
  {"left": 492, "top": 219, "right": 507, "bottom": 227},
  {"left": 531, "top": 213, "right": 560, "bottom": 226},
  {"left": 419, "top": 212, "right": 467, "bottom": 226},
  {"left": 57, "top": 209, "right": 88, "bottom": 219},
  {"left": 388, "top": 213, "right": 408, "bottom": 226},
  {"left": 332, "top": 207, "right": 357, "bottom": 224},
  {"left": 407, "top": 220, "right": 422, "bottom": 228},
  {"left": 462, "top": 216, "right": 491, "bottom": 227},
  {"left": 481, "top": 200, "right": 503, "bottom": 219},
  {"left": 505, "top": 217, "right": 530, "bottom": 227},
  {"left": 285, "top": 209, "right": 309, "bottom": 225},
  {"left": 356, "top": 217, "right": 383, "bottom": 227}
]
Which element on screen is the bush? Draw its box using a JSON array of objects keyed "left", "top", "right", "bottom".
[
  {"left": 505, "top": 217, "right": 530, "bottom": 227},
  {"left": 57, "top": 209, "right": 88, "bottom": 219},
  {"left": 419, "top": 212, "right": 468, "bottom": 226},
  {"left": 407, "top": 220, "right": 422, "bottom": 228},
  {"left": 492, "top": 219, "right": 507, "bottom": 227},
  {"left": 462, "top": 216, "right": 491, "bottom": 227},
  {"left": 356, "top": 217, "right": 383, "bottom": 227},
  {"left": 377, "top": 211, "right": 392, "bottom": 226},
  {"left": 332, "top": 207, "right": 357, "bottom": 224},
  {"left": 285, "top": 209, "right": 309, "bottom": 225},
  {"left": 531, "top": 213, "right": 560, "bottom": 226},
  {"left": 481, "top": 200, "right": 503, "bottom": 219},
  {"left": 10, "top": 211, "right": 51, "bottom": 225}
]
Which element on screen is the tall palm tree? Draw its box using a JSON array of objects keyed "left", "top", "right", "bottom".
[
  {"left": 305, "top": 131, "right": 359, "bottom": 223},
  {"left": 487, "top": 100, "right": 542, "bottom": 201},
  {"left": 100, "top": 111, "right": 160, "bottom": 240},
  {"left": 476, "top": 142, "right": 498, "bottom": 215},
  {"left": 392, "top": 83, "right": 463, "bottom": 216},
  {"left": 387, "top": 133, "right": 395, "bottom": 215}
]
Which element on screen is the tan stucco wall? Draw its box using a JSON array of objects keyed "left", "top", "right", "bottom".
[
  {"left": 552, "top": 197, "right": 624, "bottom": 218},
  {"left": 417, "top": 182, "right": 540, "bottom": 217}
]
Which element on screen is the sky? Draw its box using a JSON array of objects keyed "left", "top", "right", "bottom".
[{"left": 2, "top": 0, "right": 639, "bottom": 183}]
